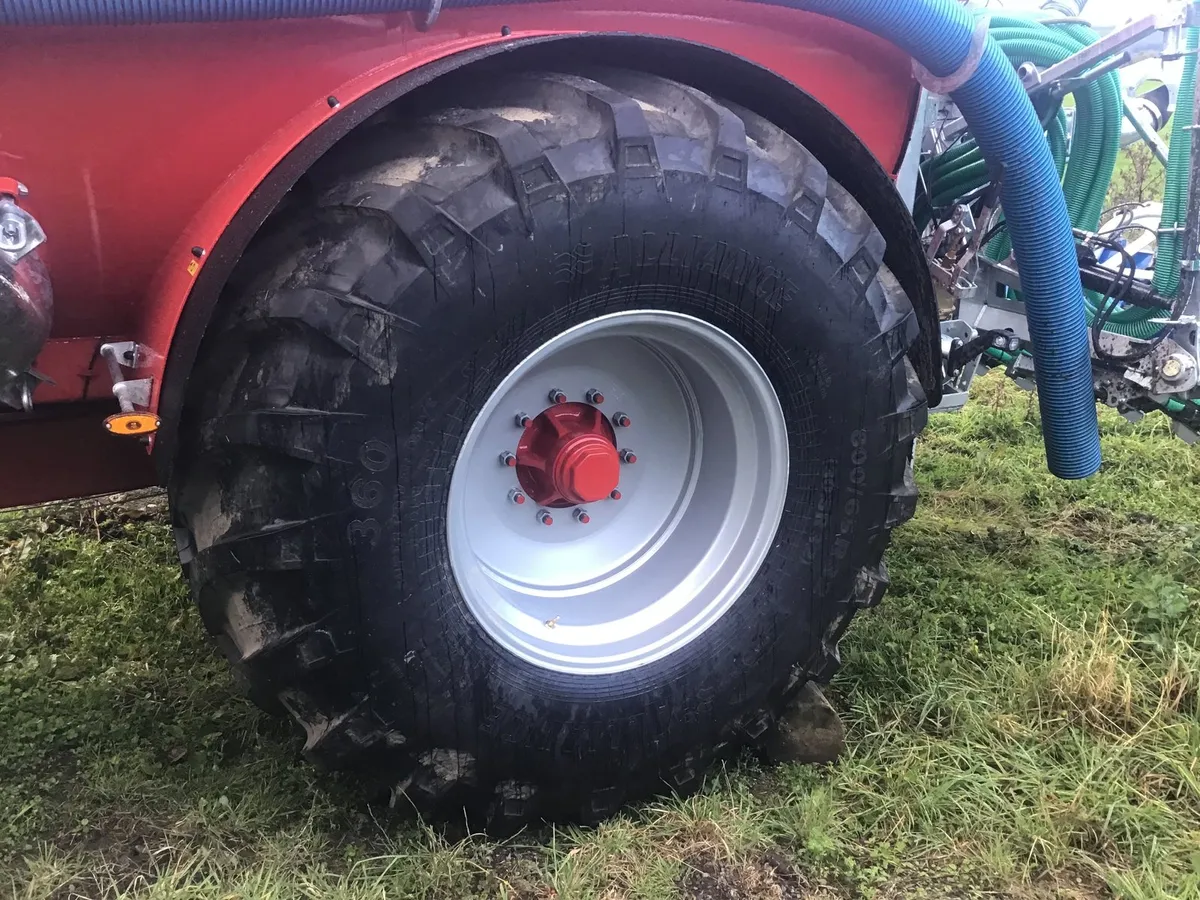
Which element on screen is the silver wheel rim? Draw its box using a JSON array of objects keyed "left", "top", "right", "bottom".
[{"left": 447, "top": 311, "right": 789, "bottom": 675}]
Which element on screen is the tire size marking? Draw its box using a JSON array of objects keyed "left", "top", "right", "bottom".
[
  {"left": 359, "top": 439, "right": 392, "bottom": 473},
  {"left": 347, "top": 518, "right": 382, "bottom": 547},
  {"left": 351, "top": 477, "right": 384, "bottom": 510},
  {"left": 347, "top": 439, "right": 394, "bottom": 548},
  {"left": 833, "top": 429, "right": 869, "bottom": 562}
]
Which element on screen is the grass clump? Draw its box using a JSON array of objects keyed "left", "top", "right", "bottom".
[{"left": 2, "top": 373, "right": 1199, "bottom": 899}]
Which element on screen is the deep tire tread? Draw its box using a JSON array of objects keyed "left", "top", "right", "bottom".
[{"left": 172, "top": 67, "right": 929, "bottom": 832}]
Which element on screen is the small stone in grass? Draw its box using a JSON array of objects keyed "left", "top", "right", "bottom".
[{"left": 762, "top": 682, "right": 845, "bottom": 765}]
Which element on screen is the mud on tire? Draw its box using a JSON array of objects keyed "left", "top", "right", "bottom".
[{"left": 170, "top": 68, "right": 928, "bottom": 829}]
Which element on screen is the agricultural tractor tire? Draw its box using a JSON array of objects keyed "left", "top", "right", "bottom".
[{"left": 170, "top": 68, "right": 927, "bottom": 828}]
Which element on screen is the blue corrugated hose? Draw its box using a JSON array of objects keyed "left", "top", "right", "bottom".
[{"left": 1, "top": 0, "right": 1103, "bottom": 478}]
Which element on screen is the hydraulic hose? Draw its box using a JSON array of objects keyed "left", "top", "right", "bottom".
[{"left": 2, "top": 0, "right": 1103, "bottom": 478}]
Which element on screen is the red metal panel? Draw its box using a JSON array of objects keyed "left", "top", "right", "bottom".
[
  {"left": 0, "top": 2, "right": 917, "bottom": 506},
  {"left": 1, "top": 2, "right": 915, "bottom": 352},
  {"left": 29, "top": 338, "right": 116, "bottom": 405},
  {"left": 0, "top": 407, "right": 156, "bottom": 507}
]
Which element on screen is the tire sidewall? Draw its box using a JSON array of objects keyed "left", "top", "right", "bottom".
[{"left": 324, "top": 170, "right": 904, "bottom": 789}]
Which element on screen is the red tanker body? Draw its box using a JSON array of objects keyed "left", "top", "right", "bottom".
[
  {"left": 0, "top": 0, "right": 943, "bottom": 826},
  {"left": 0, "top": 4, "right": 924, "bottom": 506}
]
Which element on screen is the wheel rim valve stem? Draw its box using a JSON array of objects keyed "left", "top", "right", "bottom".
[
  {"left": 537, "top": 509, "right": 554, "bottom": 526},
  {"left": 574, "top": 509, "right": 591, "bottom": 524}
]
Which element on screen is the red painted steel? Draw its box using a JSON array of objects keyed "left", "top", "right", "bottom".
[
  {"left": 0, "top": 408, "right": 157, "bottom": 507},
  {"left": 25, "top": 338, "right": 118, "bottom": 404},
  {"left": 517, "top": 402, "right": 621, "bottom": 507},
  {"left": 0, "top": 2, "right": 918, "bottom": 505}
]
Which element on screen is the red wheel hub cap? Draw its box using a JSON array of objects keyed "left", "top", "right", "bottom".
[{"left": 516, "top": 403, "right": 620, "bottom": 507}]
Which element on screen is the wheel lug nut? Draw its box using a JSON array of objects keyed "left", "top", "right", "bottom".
[
  {"left": 620, "top": 449, "right": 637, "bottom": 464},
  {"left": 574, "top": 509, "right": 591, "bottom": 524},
  {"left": 515, "top": 412, "right": 531, "bottom": 428},
  {"left": 586, "top": 389, "right": 605, "bottom": 405},
  {"left": 612, "top": 412, "right": 631, "bottom": 428},
  {"left": 509, "top": 489, "right": 527, "bottom": 506},
  {"left": 537, "top": 509, "right": 554, "bottom": 526},
  {"left": 548, "top": 388, "right": 568, "bottom": 405},
  {"left": 500, "top": 451, "right": 517, "bottom": 468},
  {"left": 610, "top": 489, "right": 622, "bottom": 501}
]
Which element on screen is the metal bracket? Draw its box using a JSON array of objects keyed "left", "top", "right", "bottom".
[
  {"left": 0, "top": 369, "right": 35, "bottom": 412},
  {"left": 1095, "top": 332, "right": 1199, "bottom": 394},
  {"left": 1026, "top": 9, "right": 1194, "bottom": 98},
  {"left": 0, "top": 196, "right": 46, "bottom": 266},
  {"left": 934, "top": 320, "right": 980, "bottom": 413},
  {"left": 100, "top": 341, "right": 153, "bottom": 413}
]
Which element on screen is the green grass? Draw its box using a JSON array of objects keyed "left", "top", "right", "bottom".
[{"left": 3, "top": 373, "right": 1199, "bottom": 899}]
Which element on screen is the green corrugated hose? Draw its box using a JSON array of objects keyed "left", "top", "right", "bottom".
[
  {"left": 918, "top": 11, "right": 1119, "bottom": 259},
  {"left": 983, "top": 18, "right": 1122, "bottom": 265},
  {"left": 1092, "top": 26, "right": 1197, "bottom": 337},
  {"left": 925, "top": 15, "right": 1200, "bottom": 345},
  {"left": 1153, "top": 26, "right": 1198, "bottom": 300},
  {"left": 919, "top": 13, "right": 1200, "bottom": 341}
]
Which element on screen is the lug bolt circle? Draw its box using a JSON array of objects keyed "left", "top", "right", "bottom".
[
  {"left": 612, "top": 412, "right": 631, "bottom": 428},
  {"left": 586, "top": 389, "right": 605, "bottom": 405},
  {"left": 500, "top": 451, "right": 517, "bottom": 468},
  {"left": 537, "top": 509, "right": 554, "bottom": 526},
  {"left": 548, "top": 388, "right": 568, "bottom": 405},
  {"left": 610, "top": 489, "right": 622, "bottom": 501},
  {"left": 515, "top": 412, "right": 531, "bottom": 428},
  {"left": 620, "top": 449, "right": 637, "bottom": 464},
  {"left": 574, "top": 509, "right": 592, "bottom": 524},
  {"left": 509, "top": 489, "right": 527, "bottom": 506}
]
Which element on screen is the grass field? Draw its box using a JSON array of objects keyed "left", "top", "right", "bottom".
[{"left": 3, "top": 373, "right": 1199, "bottom": 900}]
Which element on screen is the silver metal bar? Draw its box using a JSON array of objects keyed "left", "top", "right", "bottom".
[
  {"left": 1029, "top": 11, "right": 1184, "bottom": 94},
  {"left": 99, "top": 341, "right": 144, "bottom": 414},
  {"left": 1057, "top": 51, "right": 1130, "bottom": 94}
]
